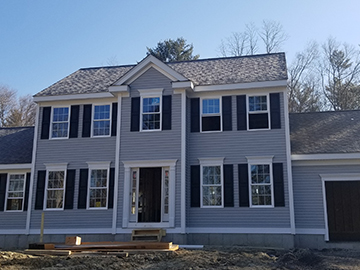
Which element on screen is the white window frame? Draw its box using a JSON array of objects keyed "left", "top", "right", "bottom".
[
  {"left": 50, "top": 106, "right": 70, "bottom": 139},
  {"left": 200, "top": 96, "right": 222, "bottom": 133},
  {"left": 139, "top": 88, "right": 164, "bottom": 132},
  {"left": 5, "top": 173, "right": 26, "bottom": 212},
  {"left": 44, "top": 163, "right": 68, "bottom": 211},
  {"left": 247, "top": 94, "right": 270, "bottom": 131},
  {"left": 91, "top": 104, "right": 112, "bottom": 138},
  {"left": 86, "top": 162, "right": 110, "bottom": 210},
  {"left": 246, "top": 156, "right": 274, "bottom": 208},
  {"left": 198, "top": 157, "right": 224, "bottom": 208}
]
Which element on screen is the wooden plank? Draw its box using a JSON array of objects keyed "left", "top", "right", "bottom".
[
  {"left": 24, "top": 249, "right": 71, "bottom": 256},
  {"left": 55, "top": 241, "right": 173, "bottom": 250}
]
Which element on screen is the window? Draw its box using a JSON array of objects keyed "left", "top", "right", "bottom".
[
  {"left": 51, "top": 107, "right": 69, "bottom": 138},
  {"left": 6, "top": 174, "right": 25, "bottom": 211},
  {"left": 45, "top": 170, "right": 66, "bottom": 209},
  {"left": 202, "top": 165, "right": 223, "bottom": 206},
  {"left": 201, "top": 98, "right": 221, "bottom": 132},
  {"left": 93, "top": 104, "right": 111, "bottom": 137},
  {"left": 141, "top": 97, "right": 161, "bottom": 130},
  {"left": 248, "top": 95, "right": 269, "bottom": 129},
  {"left": 88, "top": 169, "right": 108, "bottom": 208},
  {"left": 250, "top": 164, "right": 272, "bottom": 206}
]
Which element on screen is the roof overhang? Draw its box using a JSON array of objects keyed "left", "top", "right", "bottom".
[
  {"left": 292, "top": 153, "right": 360, "bottom": 166},
  {"left": 193, "top": 80, "right": 287, "bottom": 92},
  {"left": 33, "top": 92, "right": 115, "bottom": 102},
  {"left": 0, "top": 163, "right": 32, "bottom": 170}
]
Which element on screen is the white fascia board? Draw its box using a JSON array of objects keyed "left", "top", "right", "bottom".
[
  {"left": 114, "top": 55, "right": 187, "bottom": 85},
  {"left": 108, "top": 85, "right": 130, "bottom": 93},
  {"left": 194, "top": 80, "right": 288, "bottom": 92},
  {"left": 172, "top": 81, "right": 194, "bottom": 89},
  {"left": 33, "top": 92, "right": 115, "bottom": 102},
  {"left": 292, "top": 153, "right": 360, "bottom": 161},
  {"left": 0, "top": 164, "right": 32, "bottom": 170}
]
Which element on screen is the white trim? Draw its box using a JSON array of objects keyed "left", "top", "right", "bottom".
[
  {"left": 247, "top": 93, "right": 270, "bottom": 131},
  {"left": 283, "top": 91, "right": 296, "bottom": 235},
  {"left": 186, "top": 227, "right": 292, "bottom": 234},
  {"left": 112, "top": 95, "right": 122, "bottom": 234},
  {"left": 198, "top": 157, "right": 225, "bottom": 166},
  {"left": 180, "top": 90, "right": 186, "bottom": 234},
  {"left": 33, "top": 92, "right": 115, "bottom": 102},
  {"left": 140, "top": 95, "right": 162, "bottom": 132},
  {"left": 115, "top": 227, "right": 182, "bottom": 234},
  {"left": 86, "top": 162, "right": 111, "bottom": 169},
  {"left": 200, "top": 96, "right": 222, "bottom": 133},
  {"left": 292, "top": 159, "right": 360, "bottom": 167},
  {"left": 91, "top": 103, "right": 112, "bottom": 138},
  {"left": 49, "top": 106, "right": 70, "bottom": 140},
  {"left": 86, "top": 162, "right": 110, "bottom": 210},
  {"left": 108, "top": 85, "right": 130, "bottom": 93},
  {"left": 194, "top": 80, "right": 287, "bottom": 92},
  {"left": 29, "top": 228, "right": 113, "bottom": 234},
  {"left": 292, "top": 153, "right": 360, "bottom": 161},
  {"left": 295, "top": 228, "right": 326, "bottom": 235},
  {"left": 172, "top": 81, "right": 194, "bottom": 90},
  {"left": 26, "top": 105, "right": 39, "bottom": 234},
  {"left": 0, "top": 229, "right": 27, "bottom": 234},
  {"left": 123, "top": 160, "right": 177, "bottom": 169},
  {"left": 44, "top": 165, "right": 68, "bottom": 211},
  {"left": 113, "top": 55, "right": 187, "bottom": 85},
  {"left": 44, "top": 163, "right": 68, "bottom": 171},
  {"left": 138, "top": 88, "right": 164, "bottom": 97},
  {"left": 248, "top": 163, "right": 274, "bottom": 208},
  {"left": 246, "top": 156, "right": 273, "bottom": 164},
  {"left": 4, "top": 173, "right": 26, "bottom": 212},
  {"left": 0, "top": 164, "right": 32, "bottom": 170}
]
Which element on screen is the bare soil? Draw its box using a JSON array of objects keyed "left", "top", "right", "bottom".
[{"left": 1, "top": 247, "right": 360, "bottom": 270}]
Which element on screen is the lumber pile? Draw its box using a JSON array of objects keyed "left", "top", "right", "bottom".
[{"left": 25, "top": 236, "right": 179, "bottom": 256}]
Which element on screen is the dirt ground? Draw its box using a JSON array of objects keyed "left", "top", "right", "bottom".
[{"left": 1, "top": 247, "right": 360, "bottom": 270}]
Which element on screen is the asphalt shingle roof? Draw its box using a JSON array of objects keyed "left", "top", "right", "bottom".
[
  {"left": 290, "top": 110, "right": 360, "bottom": 155},
  {"left": 0, "top": 127, "right": 34, "bottom": 164},
  {"left": 34, "top": 53, "right": 287, "bottom": 97}
]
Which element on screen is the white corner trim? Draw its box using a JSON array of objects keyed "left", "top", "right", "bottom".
[
  {"left": 122, "top": 159, "right": 178, "bottom": 169},
  {"left": 198, "top": 157, "right": 225, "bottom": 166},
  {"left": 172, "top": 81, "right": 194, "bottom": 90},
  {"left": 246, "top": 156, "right": 274, "bottom": 164},
  {"left": 180, "top": 89, "right": 186, "bottom": 234},
  {"left": 0, "top": 164, "right": 32, "bottom": 170},
  {"left": 292, "top": 153, "right": 360, "bottom": 161},
  {"left": 33, "top": 92, "right": 115, "bottom": 102},
  {"left": 194, "top": 80, "right": 287, "bottom": 92},
  {"left": 109, "top": 85, "right": 130, "bottom": 93},
  {"left": 138, "top": 88, "right": 164, "bottom": 97}
]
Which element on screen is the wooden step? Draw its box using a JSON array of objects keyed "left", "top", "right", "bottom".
[{"left": 131, "top": 228, "right": 166, "bottom": 242}]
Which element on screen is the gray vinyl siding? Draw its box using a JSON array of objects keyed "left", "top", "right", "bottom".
[
  {"left": 30, "top": 105, "right": 116, "bottom": 230},
  {"left": 186, "top": 92, "right": 291, "bottom": 228},
  {"left": 117, "top": 68, "right": 182, "bottom": 228},
  {"left": 292, "top": 164, "right": 360, "bottom": 230}
]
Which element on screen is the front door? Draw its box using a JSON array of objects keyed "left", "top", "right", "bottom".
[{"left": 138, "top": 168, "right": 162, "bottom": 222}]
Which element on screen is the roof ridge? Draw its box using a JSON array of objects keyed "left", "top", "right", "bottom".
[
  {"left": 290, "top": 109, "right": 360, "bottom": 116},
  {"left": 80, "top": 64, "right": 135, "bottom": 71}
]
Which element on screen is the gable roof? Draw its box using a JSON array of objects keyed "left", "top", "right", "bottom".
[
  {"left": 34, "top": 53, "right": 287, "bottom": 97},
  {"left": 0, "top": 127, "right": 34, "bottom": 164},
  {"left": 290, "top": 110, "right": 360, "bottom": 155}
]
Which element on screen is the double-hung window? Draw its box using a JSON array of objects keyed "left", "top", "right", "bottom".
[
  {"left": 51, "top": 107, "right": 70, "bottom": 138},
  {"left": 142, "top": 97, "right": 161, "bottom": 130},
  {"left": 87, "top": 162, "right": 110, "bottom": 209},
  {"left": 93, "top": 104, "right": 111, "bottom": 137},
  {"left": 6, "top": 174, "right": 25, "bottom": 211},
  {"left": 248, "top": 95, "right": 269, "bottom": 129},
  {"left": 247, "top": 156, "right": 274, "bottom": 207},
  {"left": 201, "top": 98, "right": 221, "bottom": 132},
  {"left": 199, "top": 158, "right": 224, "bottom": 207},
  {"left": 45, "top": 170, "right": 66, "bottom": 210}
]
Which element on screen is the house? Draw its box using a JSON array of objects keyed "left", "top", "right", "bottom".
[{"left": 1, "top": 53, "right": 360, "bottom": 249}]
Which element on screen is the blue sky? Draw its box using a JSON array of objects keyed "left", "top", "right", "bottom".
[{"left": 1, "top": 0, "right": 359, "bottom": 96}]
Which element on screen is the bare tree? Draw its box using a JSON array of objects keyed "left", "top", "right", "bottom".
[
  {"left": 245, "top": 22, "right": 258, "bottom": 55},
  {"left": 288, "top": 42, "right": 324, "bottom": 112},
  {"left": 259, "top": 20, "right": 288, "bottom": 54},
  {"left": 6, "top": 95, "right": 36, "bottom": 127},
  {"left": 219, "top": 32, "right": 248, "bottom": 57},
  {"left": 320, "top": 37, "right": 360, "bottom": 110},
  {"left": 0, "top": 85, "right": 16, "bottom": 127}
]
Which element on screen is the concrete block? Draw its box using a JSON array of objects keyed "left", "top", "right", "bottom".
[
  {"left": 3, "top": 235, "right": 19, "bottom": 249},
  {"left": 18, "top": 235, "right": 29, "bottom": 249},
  {"left": 0, "top": 235, "right": 5, "bottom": 249},
  {"left": 209, "top": 233, "right": 223, "bottom": 245}
]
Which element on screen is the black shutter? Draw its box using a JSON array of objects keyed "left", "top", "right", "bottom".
[
  {"left": 273, "top": 163, "right": 285, "bottom": 207},
  {"left": 236, "top": 95, "right": 247, "bottom": 130},
  {"left": 23, "top": 173, "right": 31, "bottom": 211},
  {"left": 131, "top": 97, "right": 140, "bottom": 132},
  {"left": 0, "top": 174, "right": 7, "bottom": 211},
  {"left": 222, "top": 96, "right": 232, "bottom": 131},
  {"left": 238, "top": 164, "right": 249, "bottom": 207},
  {"left": 78, "top": 169, "right": 88, "bottom": 209},
  {"left": 190, "top": 165, "right": 200, "bottom": 207},
  {"left": 69, "top": 105, "right": 80, "bottom": 138},
  {"left": 35, "top": 171, "right": 46, "bottom": 210},
  {"left": 162, "top": 95, "right": 172, "bottom": 130},
  {"left": 270, "top": 93, "right": 281, "bottom": 129},
  {"left": 64, "top": 169, "right": 75, "bottom": 209},
  {"left": 82, "top": 104, "right": 92, "bottom": 137},
  {"left": 111, "top": 102, "right": 118, "bottom": 136},
  {"left": 108, "top": 168, "right": 115, "bottom": 209},
  {"left": 190, "top": 98, "right": 200, "bottom": 132},
  {"left": 223, "top": 164, "right": 234, "bottom": 207},
  {"left": 41, "top": 107, "right": 51, "bottom": 139}
]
